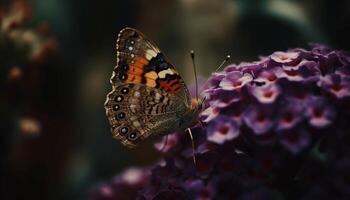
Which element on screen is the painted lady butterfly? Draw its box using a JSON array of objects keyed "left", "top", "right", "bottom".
[{"left": 104, "top": 27, "right": 205, "bottom": 148}]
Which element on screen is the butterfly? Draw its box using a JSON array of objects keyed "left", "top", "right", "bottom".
[{"left": 104, "top": 27, "right": 205, "bottom": 148}]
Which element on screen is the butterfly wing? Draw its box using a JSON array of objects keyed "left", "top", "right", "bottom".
[
  {"left": 105, "top": 28, "right": 191, "bottom": 148},
  {"left": 105, "top": 83, "right": 187, "bottom": 148}
]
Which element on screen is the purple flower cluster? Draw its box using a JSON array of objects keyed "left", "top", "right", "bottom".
[
  {"left": 202, "top": 44, "right": 350, "bottom": 153},
  {"left": 91, "top": 44, "right": 350, "bottom": 199}
]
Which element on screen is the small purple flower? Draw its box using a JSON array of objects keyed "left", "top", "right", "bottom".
[
  {"left": 207, "top": 88, "right": 240, "bottom": 108},
  {"left": 224, "top": 64, "right": 238, "bottom": 72},
  {"left": 219, "top": 71, "right": 253, "bottom": 91},
  {"left": 120, "top": 167, "right": 148, "bottom": 185},
  {"left": 254, "top": 68, "right": 279, "bottom": 84},
  {"left": 200, "top": 106, "right": 220, "bottom": 123},
  {"left": 185, "top": 179, "right": 213, "bottom": 200},
  {"left": 310, "top": 43, "right": 333, "bottom": 56},
  {"left": 90, "top": 167, "right": 148, "bottom": 200},
  {"left": 220, "top": 102, "right": 244, "bottom": 126},
  {"left": 236, "top": 61, "right": 266, "bottom": 75},
  {"left": 336, "top": 67, "right": 350, "bottom": 78},
  {"left": 249, "top": 83, "right": 281, "bottom": 104},
  {"left": 337, "top": 51, "right": 350, "bottom": 66},
  {"left": 280, "top": 128, "right": 310, "bottom": 154},
  {"left": 98, "top": 184, "right": 114, "bottom": 198},
  {"left": 305, "top": 96, "right": 335, "bottom": 128},
  {"left": 279, "top": 81, "right": 311, "bottom": 107},
  {"left": 243, "top": 105, "right": 275, "bottom": 135},
  {"left": 319, "top": 74, "right": 350, "bottom": 99},
  {"left": 270, "top": 51, "right": 299, "bottom": 64},
  {"left": 275, "top": 68, "right": 304, "bottom": 81},
  {"left": 282, "top": 59, "right": 318, "bottom": 72},
  {"left": 276, "top": 98, "right": 304, "bottom": 131},
  {"left": 207, "top": 115, "right": 239, "bottom": 144},
  {"left": 208, "top": 72, "right": 225, "bottom": 88},
  {"left": 154, "top": 133, "right": 179, "bottom": 152}
]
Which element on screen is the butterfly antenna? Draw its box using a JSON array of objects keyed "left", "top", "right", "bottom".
[
  {"left": 190, "top": 50, "right": 199, "bottom": 100},
  {"left": 199, "top": 54, "right": 231, "bottom": 94},
  {"left": 215, "top": 54, "right": 231, "bottom": 73},
  {"left": 187, "top": 128, "right": 196, "bottom": 165}
]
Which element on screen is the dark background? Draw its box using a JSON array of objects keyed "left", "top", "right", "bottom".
[{"left": 1, "top": 0, "right": 350, "bottom": 199}]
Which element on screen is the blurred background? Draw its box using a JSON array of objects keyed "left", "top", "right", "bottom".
[{"left": 1, "top": 0, "right": 349, "bottom": 199}]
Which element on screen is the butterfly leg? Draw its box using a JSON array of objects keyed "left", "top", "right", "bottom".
[{"left": 187, "top": 128, "right": 196, "bottom": 165}]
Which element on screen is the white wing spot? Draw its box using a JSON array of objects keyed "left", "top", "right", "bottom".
[
  {"left": 145, "top": 49, "right": 157, "bottom": 60},
  {"left": 116, "top": 96, "right": 123, "bottom": 101},
  {"left": 158, "top": 68, "right": 175, "bottom": 78}
]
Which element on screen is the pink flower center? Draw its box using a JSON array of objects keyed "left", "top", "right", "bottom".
[
  {"left": 296, "top": 93, "right": 306, "bottom": 100},
  {"left": 280, "top": 55, "right": 290, "bottom": 60},
  {"left": 313, "top": 108, "right": 324, "bottom": 118},
  {"left": 267, "top": 75, "right": 277, "bottom": 81},
  {"left": 256, "top": 111, "right": 266, "bottom": 122},
  {"left": 233, "top": 81, "right": 242, "bottom": 87},
  {"left": 286, "top": 132, "right": 299, "bottom": 143},
  {"left": 283, "top": 111, "right": 294, "bottom": 123},
  {"left": 264, "top": 91, "right": 273, "bottom": 98},
  {"left": 233, "top": 110, "right": 242, "bottom": 117},
  {"left": 219, "top": 126, "right": 229, "bottom": 135},
  {"left": 285, "top": 70, "right": 298, "bottom": 76},
  {"left": 332, "top": 83, "right": 343, "bottom": 92}
]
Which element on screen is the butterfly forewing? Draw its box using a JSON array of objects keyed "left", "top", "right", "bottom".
[{"left": 112, "top": 28, "right": 190, "bottom": 102}]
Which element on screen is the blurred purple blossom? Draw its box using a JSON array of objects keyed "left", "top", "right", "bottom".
[
  {"left": 219, "top": 71, "right": 253, "bottom": 91},
  {"left": 92, "top": 44, "right": 350, "bottom": 199},
  {"left": 319, "top": 74, "right": 350, "bottom": 99},
  {"left": 270, "top": 51, "right": 300, "bottom": 64},
  {"left": 207, "top": 115, "right": 239, "bottom": 144},
  {"left": 242, "top": 104, "right": 275, "bottom": 135}
]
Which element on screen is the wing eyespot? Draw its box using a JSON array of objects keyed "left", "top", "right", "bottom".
[
  {"left": 115, "top": 95, "right": 124, "bottom": 102},
  {"left": 121, "top": 88, "right": 129, "bottom": 94},
  {"left": 121, "top": 64, "right": 129, "bottom": 71},
  {"left": 120, "top": 127, "right": 129, "bottom": 135},
  {"left": 113, "top": 104, "right": 120, "bottom": 111},
  {"left": 128, "top": 132, "right": 138, "bottom": 141},
  {"left": 116, "top": 112, "right": 126, "bottom": 120},
  {"left": 119, "top": 73, "right": 127, "bottom": 81}
]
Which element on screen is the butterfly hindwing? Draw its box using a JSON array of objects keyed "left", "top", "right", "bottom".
[{"left": 105, "top": 83, "right": 185, "bottom": 148}]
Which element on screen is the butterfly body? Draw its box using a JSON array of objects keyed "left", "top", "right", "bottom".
[{"left": 105, "top": 28, "right": 204, "bottom": 148}]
